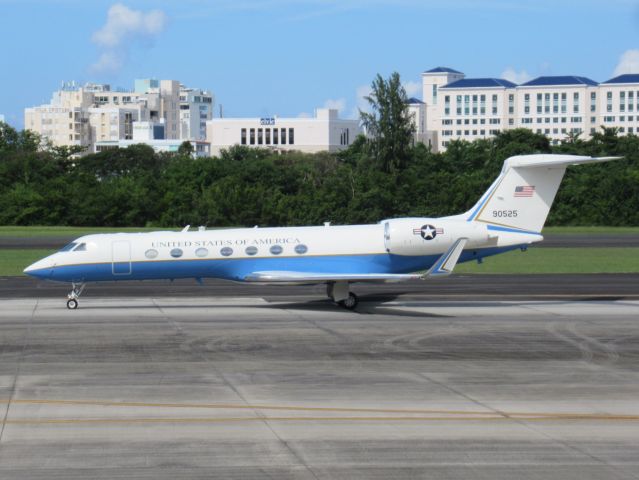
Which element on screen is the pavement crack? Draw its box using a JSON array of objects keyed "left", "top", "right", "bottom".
[{"left": 415, "top": 371, "right": 510, "bottom": 419}]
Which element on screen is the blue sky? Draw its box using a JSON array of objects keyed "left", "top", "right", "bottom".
[{"left": 1, "top": 0, "right": 639, "bottom": 127}]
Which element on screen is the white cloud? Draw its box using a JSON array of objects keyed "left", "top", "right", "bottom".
[
  {"left": 613, "top": 49, "right": 639, "bottom": 76},
  {"left": 403, "top": 80, "right": 421, "bottom": 98},
  {"left": 92, "top": 3, "right": 167, "bottom": 48},
  {"left": 90, "top": 3, "right": 167, "bottom": 73},
  {"left": 501, "top": 67, "right": 531, "bottom": 84},
  {"left": 323, "top": 98, "right": 346, "bottom": 114}
]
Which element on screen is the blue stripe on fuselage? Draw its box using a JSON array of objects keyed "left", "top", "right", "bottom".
[{"left": 32, "top": 245, "right": 527, "bottom": 283}]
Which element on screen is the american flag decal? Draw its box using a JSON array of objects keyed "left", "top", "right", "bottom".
[{"left": 514, "top": 185, "right": 535, "bottom": 197}]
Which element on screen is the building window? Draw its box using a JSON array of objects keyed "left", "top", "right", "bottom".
[
  {"left": 241, "top": 128, "right": 247, "bottom": 145},
  {"left": 281, "top": 128, "right": 286, "bottom": 144},
  {"left": 250, "top": 128, "right": 255, "bottom": 145},
  {"left": 257, "top": 128, "right": 263, "bottom": 145},
  {"left": 289, "top": 128, "right": 294, "bottom": 144},
  {"left": 432, "top": 84, "right": 437, "bottom": 105},
  {"left": 265, "top": 128, "right": 271, "bottom": 144},
  {"left": 273, "top": 128, "right": 278, "bottom": 144}
]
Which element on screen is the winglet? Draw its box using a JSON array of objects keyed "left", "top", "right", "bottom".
[{"left": 423, "top": 238, "right": 468, "bottom": 278}]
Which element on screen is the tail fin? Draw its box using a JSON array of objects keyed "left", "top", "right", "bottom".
[{"left": 465, "top": 155, "right": 620, "bottom": 233}]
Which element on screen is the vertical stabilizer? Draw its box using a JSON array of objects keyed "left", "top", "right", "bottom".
[{"left": 465, "top": 154, "right": 620, "bottom": 233}]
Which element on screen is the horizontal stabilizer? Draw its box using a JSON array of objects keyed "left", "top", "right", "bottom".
[
  {"left": 423, "top": 237, "right": 468, "bottom": 277},
  {"left": 244, "top": 271, "right": 422, "bottom": 285},
  {"left": 504, "top": 155, "right": 621, "bottom": 170}
]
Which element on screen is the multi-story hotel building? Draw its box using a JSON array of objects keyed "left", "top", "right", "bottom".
[
  {"left": 206, "top": 108, "right": 361, "bottom": 156},
  {"left": 24, "top": 79, "right": 213, "bottom": 154},
  {"left": 416, "top": 67, "right": 639, "bottom": 152}
]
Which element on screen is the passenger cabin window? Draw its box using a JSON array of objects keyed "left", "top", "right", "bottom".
[
  {"left": 294, "top": 244, "right": 308, "bottom": 254},
  {"left": 145, "top": 249, "right": 158, "bottom": 259},
  {"left": 220, "top": 247, "right": 233, "bottom": 257},
  {"left": 170, "top": 248, "right": 183, "bottom": 258},
  {"left": 195, "top": 247, "right": 208, "bottom": 257},
  {"left": 270, "top": 245, "right": 283, "bottom": 255},
  {"left": 59, "top": 242, "right": 77, "bottom": 252},
  {"left": 245, "top": 246, "right": 258, "bottom": 256}
]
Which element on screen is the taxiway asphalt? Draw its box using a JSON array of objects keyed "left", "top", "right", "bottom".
[
  {"left": 0, "top": 287, "right": 638, "bottom": 479},
  {"left": 1, "top": 273, "right": 638, "bottom": 301}
]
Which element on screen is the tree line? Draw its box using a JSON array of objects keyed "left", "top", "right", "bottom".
[{"left": 1, "top": 73, "right": 638, "bottom": 228}]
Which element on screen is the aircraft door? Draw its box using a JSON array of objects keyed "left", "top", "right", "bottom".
[
  {"left": 384, "top": 222, "right": 391, "bottom": 252},
  {"left": 112, "top": 241, "right": 131, "bottom": 275}
]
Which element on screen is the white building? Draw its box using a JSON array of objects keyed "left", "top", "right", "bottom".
[
  {"left": 95, "top": 120, "right": 210, "bottom": 158},
  {"left": 25, "top": 79, "right": 213, "bottom": 154},
  {"left": 206, "top": 108, "right": 361, "bottom": 156},
  {"left": 179, "top": 87, "right": 213, "bottom": 141},
  {"left": 418, "top": 67, "right": 639, "bottom": 152}
]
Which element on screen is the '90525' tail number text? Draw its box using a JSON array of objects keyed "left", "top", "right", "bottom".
[{"left": 492, "top": 210, "right": 518, "bottom": 218}]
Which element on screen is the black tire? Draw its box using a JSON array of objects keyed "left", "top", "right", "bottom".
[
  {"left": 66, "top": 299, "right": 78, "bottom": 310},
  {"left": 339, "top": 292, "right": 358, "bottom": 310}
]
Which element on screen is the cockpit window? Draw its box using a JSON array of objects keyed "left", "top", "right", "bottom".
[
  {"left": 73, "top": 243, "right": 87, "bottom": 251},
  {"left": 59, "top": 242, "right": 77, "bottom": 252}
]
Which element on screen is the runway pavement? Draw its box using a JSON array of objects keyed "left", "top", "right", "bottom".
[
  {"left": 2, "top": 232, "right": 639, "bottom": 249},
  {"left": 0, "top": 290, "right": 638, "bottom": 479}
]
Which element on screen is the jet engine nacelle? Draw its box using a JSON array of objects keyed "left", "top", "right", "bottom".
[{"left": 383, "top": 218, "right": 491, "bottom": 256}]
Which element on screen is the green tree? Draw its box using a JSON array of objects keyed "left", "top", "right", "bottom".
[
  {"left": 360, "top": 72, "right": 415, "bottom": 173},
  {"left": 492, "top": 128, "right": 551, "bottom": 158},
  {"left": 178, "top": 140, "right": 194, "bottom": 157}
]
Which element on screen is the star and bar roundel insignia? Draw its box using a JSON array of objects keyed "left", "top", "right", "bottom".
[{"left": 412, "top": 224, "right": 444, "bottom": 241}]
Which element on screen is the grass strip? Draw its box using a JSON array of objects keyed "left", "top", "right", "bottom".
[
  {"left": 0, "top": 249, "right": 57, "bottom": 276},
  {"left": 456, "top": 247, "right": 639, "bottom": 274}
]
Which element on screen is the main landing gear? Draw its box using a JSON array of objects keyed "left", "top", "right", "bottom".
[
  {"left": 66, "top": 282, "right": 86, "bottom": 310},
  {"left": 327, "top": 282, "right": 359, "bottom": 310}
]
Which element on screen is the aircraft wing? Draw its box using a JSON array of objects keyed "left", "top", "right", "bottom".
[
  {"left": 243, "top": 271, "right": 422, "bottom": 284},
  {"left": 244, "top": 238, "right": 469, "bottom": 285}
]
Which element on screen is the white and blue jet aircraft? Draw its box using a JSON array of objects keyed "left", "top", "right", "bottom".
[{"left": 24, "top": 154, "right": 618, "bottom": 310}]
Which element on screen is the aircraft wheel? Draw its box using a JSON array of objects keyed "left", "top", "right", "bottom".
[
  {"left": 66, "top": 299, "right": 78, "bottom": 310},
  {"left": 339, "top": 292, "right": 358, "bottom": 310}
]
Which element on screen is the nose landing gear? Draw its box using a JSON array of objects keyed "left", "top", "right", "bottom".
[{"left": 66, "top": 282, "right": 86, "bottom": 309}]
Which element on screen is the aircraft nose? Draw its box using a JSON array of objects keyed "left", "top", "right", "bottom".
[{"left": 23, "top": 257, "right": 55, "bottom": 279}]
